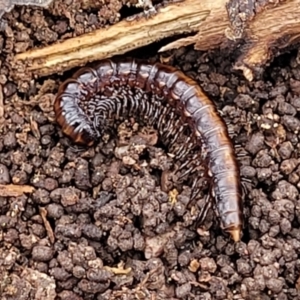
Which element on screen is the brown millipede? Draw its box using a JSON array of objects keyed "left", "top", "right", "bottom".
[{"left": 54, "top": 58, "right": 243, "bottom": 242}]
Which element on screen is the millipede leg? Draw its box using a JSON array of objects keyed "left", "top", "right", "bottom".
[
  {"left": 67, "top": 142, "right": 88, "bottom": 153},
  {"left": 175, "top": 153, "right": 202, "bottom": 184},
  {"left": 241, "top": 178, "right": 254, "bottom": 195},
  {"left": 196, "top": 194, "right": 212, "bottom": 226},
  {"left": 178, "top": 166, "right": 197, "bottom": 181},
  {"left": 235, "top": 145, "right": 250, "bottom": 158},
  {"left": 241, "top": 181, "right": 248, "bottom": 196},
  {"left": 190, "top": 175, "right": 207, "bottom": 201}
]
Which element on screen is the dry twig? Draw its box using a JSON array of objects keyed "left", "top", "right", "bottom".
[
  {"left": 0, "top": 184, "right": 35, "bottom": 197},
  {"left": 13, "top": 0, "right": 300, "bottom": 81}
]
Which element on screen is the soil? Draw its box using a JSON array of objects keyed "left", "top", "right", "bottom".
[{"left": 1, "top": 1, "right": 300, "bottom": 300}]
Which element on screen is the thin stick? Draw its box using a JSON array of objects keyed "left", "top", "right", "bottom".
[{"left": 14, "top": 0, "right": 210, "bottom": 77}]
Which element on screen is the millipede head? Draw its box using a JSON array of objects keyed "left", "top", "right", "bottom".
[
  {"left": 61, "top": 123, "right": 96, "bottom": 146},
  {"left": 54, "top": 93, "right": 97, "bottom": 146}
]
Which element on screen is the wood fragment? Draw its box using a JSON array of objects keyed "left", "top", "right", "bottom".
[
  {"left": 13, "top": 0, "right": 300, "bottom": 81},
  {"left": 232, "top": 0, "right": 300, "bottom": 80},
  {"left": 0, "top": 184, "right": 35, "bottom": 197},
  {"left": 14, "top": 0, "right": 209, "bottom": 77},
  {"left": 164, "top": 0, "right": 300, "bottom": 81},
  {"left": 104, "top": 261, "right": 132, "bottom": 275},
  {"left": 40, "top": 207, "right": 55, "bottom": 244}
]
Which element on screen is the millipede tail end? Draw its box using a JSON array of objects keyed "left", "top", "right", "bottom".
[{"left": 227, "top": 226, "right": 242, "bottom": 242}]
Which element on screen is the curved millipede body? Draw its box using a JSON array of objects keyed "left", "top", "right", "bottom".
[{"left": 54, "top": 58, "right": 243, "bottom": 242}]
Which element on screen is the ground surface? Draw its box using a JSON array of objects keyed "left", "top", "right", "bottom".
[{"left": 0, "top": 1, "right": 300, "bottom": 300}]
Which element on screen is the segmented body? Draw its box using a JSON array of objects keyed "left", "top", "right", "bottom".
[{"left": 54, "top": 58, "right": 243, "bottom": 242}]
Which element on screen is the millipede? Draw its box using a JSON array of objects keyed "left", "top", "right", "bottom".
[{"left": 53, "top": 58, "right": 244, "bottom": 242}]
